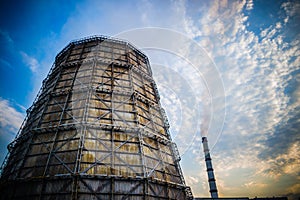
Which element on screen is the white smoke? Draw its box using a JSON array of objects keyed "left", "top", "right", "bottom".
[{"left": 200, "top": 88, "right": 212, "bottom": 137}]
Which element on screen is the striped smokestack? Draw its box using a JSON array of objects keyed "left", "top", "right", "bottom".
[{"left": 202, "top": 137, "right": 218, "bottom": 198}]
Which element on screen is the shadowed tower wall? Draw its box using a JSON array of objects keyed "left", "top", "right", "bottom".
[{"left": 0, "top": 36, "right": 193, "bottom": 200}]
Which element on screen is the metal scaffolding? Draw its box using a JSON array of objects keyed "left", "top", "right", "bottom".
[{"left": 0, "top": 36, "right": 193, "bottom": 200}]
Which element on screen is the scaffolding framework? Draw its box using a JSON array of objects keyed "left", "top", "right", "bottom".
[{"left": 0, "top": 36, "right": 193, "bottom": 200}]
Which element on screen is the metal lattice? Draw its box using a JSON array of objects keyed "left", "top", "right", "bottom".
[{"left": 0, "top": 36, "right": 193, "bottom": 200}]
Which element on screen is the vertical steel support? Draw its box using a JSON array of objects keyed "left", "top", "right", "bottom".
[
  {"left": 129, "top": 63, "right": 147, "bottom": 178},
  {"left": 110, "top": 62, "right": 115, "bottom": 176}
]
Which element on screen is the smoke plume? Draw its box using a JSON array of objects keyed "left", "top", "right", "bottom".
[{"left": 200, "top": 89, "right": 212, "bottom": 137}]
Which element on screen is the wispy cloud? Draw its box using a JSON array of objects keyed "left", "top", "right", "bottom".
[
  {"left": 0, "top": 98, "right": 25, "bottom": 134},
  {"left": 0, "top": 30, "right": 14, "bottom": 71},
  {"left": 246, "top": 0, "right": 254, "bottom": 11},
  {"left": 150, "top": 58, "right": 201, "bottom": 154},
  {"left": 168, "top": 0, "right": 300, "bottom": 198},
  {"left": 0, "top": 30, "right": 14, "bottom": 51},
  {"left": 281, "top": 1, "right": 300, "bottom": 24},
  {"left": 0, "top": 58, "right": 12, "bottom": 69},
  {"left": 20, "top": 51, "right": 39, "bottom": 73}
]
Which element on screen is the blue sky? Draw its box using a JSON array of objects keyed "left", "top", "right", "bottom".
[{"left": 0, "top": 0, "right": 299, "bottom": 199}]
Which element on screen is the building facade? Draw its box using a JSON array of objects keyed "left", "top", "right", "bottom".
[{"left": 0, "top": 36, "right": 193, "bottom": 199}]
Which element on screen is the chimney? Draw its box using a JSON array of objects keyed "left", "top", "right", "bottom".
[{"left": 202, "top": 137, "right": 218, "bottom": 198}]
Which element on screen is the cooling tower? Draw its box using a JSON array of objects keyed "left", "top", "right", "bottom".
[{"left": 0, "top": 36, "right": 193, "bottom": 200}]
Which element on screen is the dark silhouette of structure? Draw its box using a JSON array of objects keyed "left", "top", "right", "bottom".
[{"left": 0, "top": 36, "right": 193, "bottom": 199}]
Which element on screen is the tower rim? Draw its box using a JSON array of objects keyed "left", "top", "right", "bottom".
[{"left": 56, "top": 35, "right": 148, "bottom": 62}]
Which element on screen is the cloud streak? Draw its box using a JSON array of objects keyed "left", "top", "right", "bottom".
[
  {"left": 0, "top": 98, "right": 24, "bottom": 134},
  {"left": 169, "top": 0, "right": 300, "bottom": 198},
  {"left": 0, "top": 30, "right": 13, "bottom": 51},
  {"left": 20, "top": 51, "right": 39, "bottom": 73}
]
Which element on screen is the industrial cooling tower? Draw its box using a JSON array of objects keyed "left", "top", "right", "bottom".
[{"left": 0, "top": 36, "right": 193, "bottom": 200}]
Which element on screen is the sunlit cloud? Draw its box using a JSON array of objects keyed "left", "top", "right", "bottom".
[
  {"left": 246, "top": 0, "right": 254, "bottom": 11},
  {"left": 168, "top": 0, "right": 300, "bottom": 198}
]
